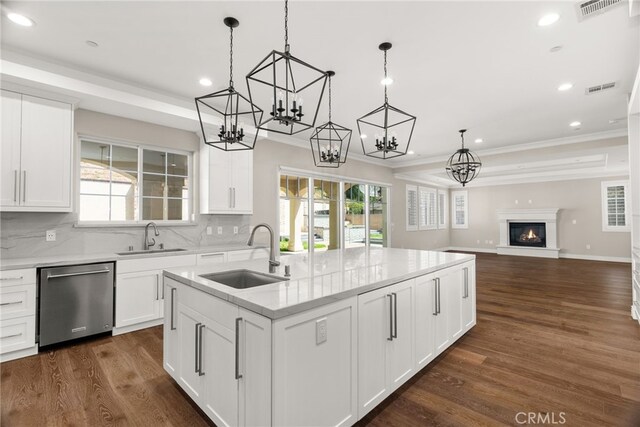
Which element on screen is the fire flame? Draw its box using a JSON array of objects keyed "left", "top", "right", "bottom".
[{"left": 527, "top": 229, "right": 535, "bottom": 239}]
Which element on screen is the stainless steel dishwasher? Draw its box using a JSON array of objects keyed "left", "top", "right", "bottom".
[{"left": 39, "top": 262, "right": 115, "bottom": 347}]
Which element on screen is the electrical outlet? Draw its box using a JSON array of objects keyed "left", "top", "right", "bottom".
[
  {"left": 489, "top": 240, "right": 493, "bottom": 244},
  {"left": 206, "top": 226, "right": 213, "bottom": 235},
  {"left": 586, "top": 244, "right": 591, "bottom": 250},
  {"left": 572, "top": 219, "right": 577, "bottom": 225},
  {"left": 217, "top": 226, "right": 223, "bottom": 235},
  {"left": 46, "top": 230, "right": 56, "bottom": 242},
  {"left": 233, "top": 226, "right": 238, "bottom": 235},
  {"left": 316, "top": 318, "right": 327, "bottom": 345}
]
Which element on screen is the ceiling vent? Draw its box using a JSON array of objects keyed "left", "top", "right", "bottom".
[
  {"left": 585, "top": 81, "right": 617, "bottom": 95},
  {"left": 576, "top": 0, "right": 623, "bottom": 21}
]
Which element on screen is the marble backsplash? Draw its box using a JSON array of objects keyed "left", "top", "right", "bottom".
[{"left": 0, "top": 212, "right": 252, "bottom": 259}]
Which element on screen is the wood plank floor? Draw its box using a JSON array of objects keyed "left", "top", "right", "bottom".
[{"left": 2, "top": 253, "right": 639, "bottom": 426}]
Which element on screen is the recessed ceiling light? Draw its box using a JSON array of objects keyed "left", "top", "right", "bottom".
[
  {"left": 360, "top": 134, "right": 367, "bottom": 139},
  {"left": 380, "top": 77, "right": 393, "bottom": 86},
  {"left": 199, "top": 78, "right": 212, "bottom": 87},
  {"left": 474, "top": 138, "right": 483, "bottom": 144},
  {"left": 549, "top": 45, "right": 563, "bottom": 53},
  {"left": 538, "top": 13, "right": 560, "bottom": 27},
  {"left": 408, "top": 150, "right": 415, "bottom": 155},
  {"left": 7, "top": 12, "right": 35, "bottom": 27},
  {"left": 569, "top": 121, "right": 581, "bottom": 127},
  {"left": 557, "top": 82, "right": 573, "bottom": 91},
  {"left": 86, "top": 40, "right": 99, "bottom": 48}
]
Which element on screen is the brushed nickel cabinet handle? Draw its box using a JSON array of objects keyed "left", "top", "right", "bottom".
[
  {"left": 170, "top": 288, "right": 176, "bottom": 330},
  {"left": 0, "top": 301, "right": 22, "bottom": 306},
  {"left": 22, "top": 170, "right": 26, "bottom": 203},
  {"left": 387, "top": 294, "right": 393, "bottom": 341},
  {"left": 392, "top": 292, "right": 398, "bottom": 339},
  {"left": 1, "top": 333, "right": 22, "bottom": 339},
  {"left": 235, "top": 317, "right": 243, "bottom": 379},
  {"left": 0, "top": 276, "right": 24, "bottom": 281},
  {"left": 198, "top": 324, "right": 205, "bottom": 376},
  {"left": 13, "top": 170, "right": 17, "bottom": 202},
  {"left": 463, "top": 267, "right": 469, "bottom": 298},
  {"left": 195, "top": 322, "right": 201, "bottom": 373},
  {"left": 433, "top": 278, "right": 438, "bottom": 316},
  {"left": 436, "top": 278, "right": 441, "bottom": 315}
]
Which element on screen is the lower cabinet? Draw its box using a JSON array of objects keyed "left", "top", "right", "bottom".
[{"left": 357, "top": 279, "right": 414, "bottom": 415}]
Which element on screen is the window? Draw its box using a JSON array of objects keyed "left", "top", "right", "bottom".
[
  {"left": 79, "top": 139, "right": 191, "bottom": 223},
  {"left": 601, "top": 181, "right": 630, "bottom": 232},
  {"left": 368, "top": 185, "right": 388, "bottom": 247},
  {"left": 406, "top": 185, "right": 418, "bottom": 231},
  {"left": 438, "top": 190, "right": 448, "bottom": 229},
  {"left": 451, "top": 190, "right": 468, "bottom": 229},
  {"left": 418, "top": 186, "right": 437, "bottom": 230},
  {"left": 345, "top": 182, "right": 366, "bottom": 248}
]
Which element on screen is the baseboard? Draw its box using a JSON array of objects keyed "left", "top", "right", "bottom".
[
  {"left": 446, "top": 246, "right": 497, "bottom": 254},
  {"left": 559, "top": 253, "right": 632, "bottom": 263},
  {"left": 113, "top": 318, "right": 163, "bottom": 336},
  {"left": 632, "top": 305, "right": 640, "bottom": 323},
  {"left": 0, "top": 345, "right": 38, "bottom": 363}
]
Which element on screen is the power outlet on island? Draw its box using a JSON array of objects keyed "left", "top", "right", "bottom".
[
  {"left": 233, "top": 226, "right": 238, "bottom": 235},
  {"left": 46, "top": 230, "right": 56, "bottom": 242},
  {"left": 316, "top": 318, "right": 327, "bottom": 345},
  {"left": 206, "top": 226, "right": 213, "bottom": 235},
  {"left": 217, "top": 226, "right": 223, "bottom": 235}
]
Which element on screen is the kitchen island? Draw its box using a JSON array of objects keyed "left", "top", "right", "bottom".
[{"left": 163, "top": 247, "right": 476, "bottom": 427}]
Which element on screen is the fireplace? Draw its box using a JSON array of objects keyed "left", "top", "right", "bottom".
[{"left": 509, "top": 222, "right": 546, "bottom": 248}]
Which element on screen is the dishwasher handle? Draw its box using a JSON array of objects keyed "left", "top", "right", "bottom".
[{"left": 47, "top": 269, "right": 111, "bottom": 279}]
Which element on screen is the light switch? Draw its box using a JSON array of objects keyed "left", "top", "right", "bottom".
[
  {"left": 206, "top": 226, "right": 213, "bottom": 235},
  {"left": 233, "top": 226, "right": 238, "bottom": 235},
  {"left": 217, "top": 226, "right": 223, "bottom": 235},
  {"left": 46, "top": 230, "right": 56, "bottom": 242},
  {"left": 316, "top": 318, "right": 327, "bottom": 345}
]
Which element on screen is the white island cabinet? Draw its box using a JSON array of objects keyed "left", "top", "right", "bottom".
[{"left": 163, "top": 247, "right": 476, "bottom": 427}]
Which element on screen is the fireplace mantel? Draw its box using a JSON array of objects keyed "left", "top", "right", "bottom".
[{"left": 496, "top": 208, "right": 560, "bottom": 258}]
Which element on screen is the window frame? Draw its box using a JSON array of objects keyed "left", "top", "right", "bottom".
[
  {"left": 77, "top": 136, "right": 194, "bottom": 226},
  {"left": 418, "top": 186, "right": 438, "bottom": 231},
  {"left": 437, "top": 189, "right": 449, "bottom": 229},
  {"left": 601, "top": 180, "right": 630, "bottom": 232},
  {"left": 451, "top": 190, "right": 468, "bottom": 229}
]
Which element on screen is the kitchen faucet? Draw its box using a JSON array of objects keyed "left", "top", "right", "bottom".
[
  {"left": 144, "top": 222, "right": 160, "bottom": 250},
  {"left": 247, "top": 223, "right": 280, "bottom": 273}
]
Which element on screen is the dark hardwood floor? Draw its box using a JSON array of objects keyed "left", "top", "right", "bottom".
[{"left": 2, "top": 253, "right": 639, "bottom": 426}]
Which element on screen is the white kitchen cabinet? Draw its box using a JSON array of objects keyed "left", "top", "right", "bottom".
[
  {"left": 433, "top": 267, "right": 463, "bottom": 353},
  {"left": 0, "top": 268, "right": 38, "bottom": 362},
  {"left": 163, "top": 279, "right": 179, "bottom": 380},
  {"left": 196, "top": 251, "right": 227, "bottom": 265},
  {"left": 226, "top": 247, "right": 269, "bottom": 262},
  {"left": 0, "top": 90, "right": 73, "bottom": 212},
  {"left": 461, "top": 263, "right": 476, "bottom": 332},
  {"left": 177, "top": 303, "right": 206, "bottom": 403},
  {"left": 200, "top": 146, "right": 253, "bottom": 214},
  {"left": 414, "top": 273, "right": 437, "bottom": 369},
  {"left": 272, "top": 297, "right": 357, "bottom": 427},
  {"left": 358, "top": 279, "right": 414, "bottom": 418}
]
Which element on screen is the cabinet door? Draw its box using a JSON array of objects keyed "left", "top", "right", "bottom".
[
  {"left": 177, "top": 304, "right": 205, "bottom": 403},
  {"left": 20, "top": 95, "right": 72, "bottom": 209},
  {"left": 415, "top": 274, "right": 437, "bottom": 369},
  {"left": 357, "top": 286, "right": 391, "bottom": 417},
  {"left": 230, "top": 150, "right": 253, "bottom": 213},
  {"left": 201, "top": 146, "right": 232, "bottom": 213},
  {"left": 163, "top": 279, "right": 179, "bottom": 380},
  {"left": 0, "top": 91, "right": 22, "bottom": 208},
  {"left": 238, "top": 308, "right": 271, "bottom": 427},
  {"left": 115, "top": 271, "right": 161, "bottom": 327},
  {"left": 433, "top": 274, "right": 450, "bottom": 355},
  {"left": 386, "top": 280, "right": 415, "bottom": 392},
  {"left": 447, "top": 267, "right": 464, "bottom": 342},
  {"left": 201, "top": 317, "right": 238, "bottom": 427},
  {"left": 461, "top": 263, "right": 476, "bottom": 331}
]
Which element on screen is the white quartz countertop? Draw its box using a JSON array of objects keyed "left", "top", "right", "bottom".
[
  {"left": 164, "top": 247, "right": 475, "bottom": 320},
  {"left": 0, "top": 244, "right": 263, "bottom": 270}
]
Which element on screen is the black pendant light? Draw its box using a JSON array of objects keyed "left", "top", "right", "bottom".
[
  {"left": 357, "top": 42, "right": 416, "bottom": 160},
  {"left": 445, "top": 129, "right": 482, "bottom": 186},
  {"left": 309, "top": 71, "right": 351, "bottom": 168},
  {"left": 246, "top": 0, "right": 328, "bottom": 136},
  {"left": 195, "top": 17, "right": 263, "bottom": 151}
]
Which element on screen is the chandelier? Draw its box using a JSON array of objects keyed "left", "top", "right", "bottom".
[
  {"left": 195, "top": 17, "right": 263, "bottom": 151},
  {"left": 445, "top": 129, "right": 482, "bottom": 186},
  {"left": 309, "top": 71, "right": 351, "bottom": 168},
  {"left": 357, "top": 42, "right": 416, "bottom": 160},
  {"left": 246, "top": 0, "right": 328, "bottom": 135}
]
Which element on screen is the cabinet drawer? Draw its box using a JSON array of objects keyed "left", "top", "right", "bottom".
[
  {"left": 0, "top": 315, "right": 36, "bottom": 354},
  {"left": 0, "top": 268, "right": 36, "bottom": 287},
  {"left": 197, "top": 252, "right": 226, "bottom": 265},
  {"left": 0, "top": 284, "right": 36, "bottom": 320},
  {"left": 179, "top": 281, "right": 237, "bottom": 329},
  {"left": 227, "top": 248, "right": 269, "bottom": 262},
  {"left": 118, "top": 254, "right": 196, "bottom": 274}
]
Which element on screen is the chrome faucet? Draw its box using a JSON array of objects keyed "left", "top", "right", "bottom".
[
  {"left": 144, "top": 222, "right": 160, "bottom": 250},
  {"left": 247, "top": 223, "right": 280, "bottom": 273}
]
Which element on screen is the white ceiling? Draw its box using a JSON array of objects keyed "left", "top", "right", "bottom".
[{"left": 1, "top": 0, "right": 638, "bottom": 166}]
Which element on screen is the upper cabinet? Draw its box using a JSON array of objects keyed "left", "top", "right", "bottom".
[
  {"left": 1, "top": 90, "right": 73, "bottom": 212},
  {"left": 200, "top": 145, "right": 253, "bottom": 215}
]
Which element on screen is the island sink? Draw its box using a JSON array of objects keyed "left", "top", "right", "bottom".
[{"left": 199, "top": 269, "right": 289, "bottom": 289}]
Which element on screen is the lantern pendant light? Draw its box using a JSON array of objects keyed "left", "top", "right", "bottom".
[
  {"left": 445, "top": 129, "right": 482, "bottom": 186},
  {"left": 309, "top": 71, "right": 352, "bottom": 168},
  {"left": 195, "top": 17, "right": 263, "bottom": 151},
  {"left": 357, "top": 42, "right": 416, "bottom": 160},
  {"left": 246, "top": 0, "right": 328, "bottom": 136}
]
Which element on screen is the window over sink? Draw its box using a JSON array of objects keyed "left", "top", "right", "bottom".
[{"left": 79, "top": 139, "right": 192, "bottom": 223}]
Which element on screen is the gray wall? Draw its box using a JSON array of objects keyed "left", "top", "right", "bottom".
[
  {"left": 0, "top": 110, "right": 249, "bottom": 259},
  {"left": 450, "top": 177, "right": 631, "bottom": 259}
]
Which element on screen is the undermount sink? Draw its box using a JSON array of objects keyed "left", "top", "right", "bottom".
[
  {"left": 200, "top": 269, "right": 289, "bottom": 289},
  {"left": 117, "top": 248, "right": 188, "bottom": 256}
]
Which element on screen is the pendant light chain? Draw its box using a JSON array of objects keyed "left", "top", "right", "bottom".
[
  {"left": 284, "top": 0, "right": 289, "bottom": 52},
  {"left": 328, "top": 74, "right": 332, "bottom": 122},
  {"left": 383, "top": 49, "right": 388, "bottom": 104},
  {"left": 229, "top": 25, "right": 234, "bottom": 87}
]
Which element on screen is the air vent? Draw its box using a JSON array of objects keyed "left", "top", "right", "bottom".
[
  {"left": 585, "top": 81, "right": 617, "bottom": 95},
  {"left": 576, "top": 0, "right": 623, "bottom": 21}
]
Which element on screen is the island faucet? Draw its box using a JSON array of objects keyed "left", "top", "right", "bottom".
[
  {"left": 144, "top": 222, "right": 160, "bottom": 250},
  {"left": 247, "top": 223, "right": 280, "bottom": 273}
]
